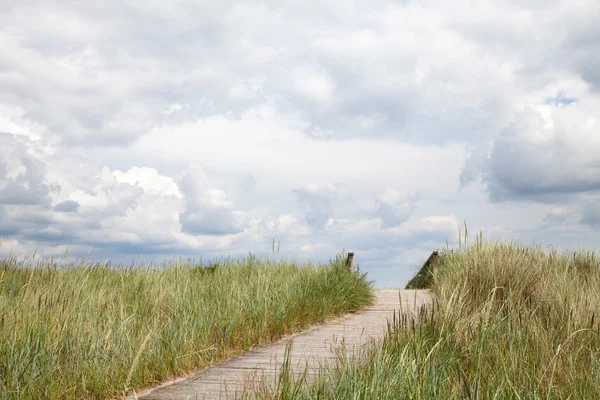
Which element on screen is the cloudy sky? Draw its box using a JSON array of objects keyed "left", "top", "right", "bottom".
[{"left": 1, "top": 0, "right": 599, "bottom": 287}]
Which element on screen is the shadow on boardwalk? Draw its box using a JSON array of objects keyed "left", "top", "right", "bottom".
[{"left": 129, "top": 289, "right": 432, "bottom": 400}]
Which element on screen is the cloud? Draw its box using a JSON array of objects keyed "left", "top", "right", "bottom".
[
  {"left": 53, "top": 200, "right": 79, "bottom": 213},
  {"left": 1, "top": 0, "right": 599, "bottom": 149},
  {"left": 376, "top": 189, "right": 417, "bottom": 228},
  {"left": 177, "top": 166, "right": 244, "bottom": 236},
  {"left": 134, "top": 103, "right": 465, "bottom": 191},
  {"left": 559, "top": 4, "right": 600, "bottom": 92},
  {"left": 543, "top": 206, "right": 576, "bottom": 226},
  {"left": 113, "top": 167, "right": 182, "bottom": 197},
  {"left": 0, "top": 133, "right": 51, "bottom": 206},
  {"left": 237, "top": 173, "right": 257, "bottom": 193},
  {"left": 328, "top": 214, "right": 459, "bottom": 252},
  {"left": 0, "top": 0, "right": 531, "bottom": 146},
  {"left": 581, "top": 201, "right": 600, "bottom": 226},
  {"left": 463, "top": 100, "right": 600, "bottom": 201},
  {"left": 0, "top": 139, "right": 246, "bottom": 257},
  {"left": 291, "top": 63, "right": 336, "bottom": 104},
  {"left": 293, "top": 183, "right": 338, "bottom": 230}
]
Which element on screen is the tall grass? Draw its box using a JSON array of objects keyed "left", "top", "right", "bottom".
[
  {"left": 0, "top": 253, "right": 373, "bottom": 399},
  {"left": 260, "top": 238, "right": 600, "bottom": 399}
]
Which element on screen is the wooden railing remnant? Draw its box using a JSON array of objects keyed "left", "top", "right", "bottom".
[{"left": 346, "top": 252, "right": 355, "bottom": 273}]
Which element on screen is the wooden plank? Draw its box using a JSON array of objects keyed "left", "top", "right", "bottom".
[{"left": 130, "top": 289, "right": 432, "bottom": 400}]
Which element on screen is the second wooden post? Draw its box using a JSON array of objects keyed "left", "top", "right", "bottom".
[{"left": 346, "top": 252, "right": 355, "bottom": 273}]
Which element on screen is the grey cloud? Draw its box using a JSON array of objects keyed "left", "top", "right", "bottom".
[
  {"left": 356, "top": 226, "right": 454, "bottom": 254},
  {"left": 177, "top": 167, "right": 244, "bottom": 236},
  {"left": 0, "top": 206, "right": 76, "bottom": 245},
  {"left": 543, "top": 207, "right": 572, "bottom": 226},
  {"left": 53, "top": 200, "right": 79, "bottom": 213},
  {"left": 0, "top": 1, "right": 272, "bottom": 147},
  {"left": 2, "top": 0, "right": 598, "bottom": 152},
  {"left": 0, "top": 145, "right": 187, "bottom": 255},
  {"left": 560, "top": 7, "right": 600, "bottom": 91},
  {"left": 237, "top": 173, "right": 257, "bottom": 193},
  {"left": 0, "top": 206, "right": 19, "bottom": 237},
  {"left": 0, "top": 179, "right": 50, "bottom": 206},
  {"left": 581, "top": 202, "right": 600, "bottom": 226},
  {"left": 460, "top": 147, "right": 489, "bottom": 188},
  {"left": 70, "top": 181, "right": 144, "bottom": 218},
  {"left": 0, "top": 133, "right": 51, "bottom": 206},
  {"left": 293, "top": 184, "right": 337, "bottom": 230},
  {"left": 24, "top": 228, "right": 79, "bottom": 244},
  {"left": 377, "top": 203, "right": 406, "bottom": 228},
  {"left": 180, "top": 208, "right": 243, "bottom": 236},
  {"left": 77, "top": 236, "right": 180, "bottom": 254},
  {"left": 0, "top": 0, "right": 533, "bottom": 148},
  {"left": 463, "top": 103, "right": 600, "bottom": 201},
  {"left": 376, "top": 190, "right": 417, "bottom": 228},
  {"left": 0, "top": 205, "right": 57, "bottom": 241}
]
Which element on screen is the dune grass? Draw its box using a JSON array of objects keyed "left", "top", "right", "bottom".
[
  {"left": 259, "top": 237, "right": 600, "bottom": 399},
  {"left": 0, "top": 252, "right": 373, "bottom": 400}
]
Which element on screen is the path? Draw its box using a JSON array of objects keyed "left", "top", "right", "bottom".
[{"left": 129, "top": 289, "right": 432, "bottom": 400}]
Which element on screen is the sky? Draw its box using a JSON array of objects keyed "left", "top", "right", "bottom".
[{"left": 1, "top": 0, "right": 599, "bottom": 287}]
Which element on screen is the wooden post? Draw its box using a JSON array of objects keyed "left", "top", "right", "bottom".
[
  {"left": 405, "top": 249, "right": 440, "bottom": 289},
  {"left": 346, "top": 252, "right": 355, "bottom": 273},
  {"left": 423, "top": 250, "right": 439, "bottom": 269}
]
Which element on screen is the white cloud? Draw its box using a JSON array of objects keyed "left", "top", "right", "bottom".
[
  {"left": 291, "top": 63, "right": 336, "bottom": 104},
  {"left": 162, "top": 104, "right": 187, "bottom": 115},
  {"left": 263, "top": 214, "right": 311, "bottom": 236},
  {"left": 113, "top": 167, "right": 182, "bottom": 198},
  {"left": 134, "top": 104, "right": 465, "bottom": 191}
]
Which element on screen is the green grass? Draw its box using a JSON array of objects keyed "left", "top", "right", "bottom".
[
  {"left": 0, "top": 252, "right": 373, "bottom": 399},
  {"left": 259, "top": 238, "right": 600, "bottom": 399}
]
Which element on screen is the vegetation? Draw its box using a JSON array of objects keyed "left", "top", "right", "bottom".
[
  {"left": 0, "top": 252, "right": 373, "bottom": 399},
  {"left": 259, "top": 235, "right": 600, "bottom": 399}
]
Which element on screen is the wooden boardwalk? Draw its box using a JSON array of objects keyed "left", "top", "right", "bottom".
[{"left": 130, "top": 289, "right": 432, "bottom": 400}]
